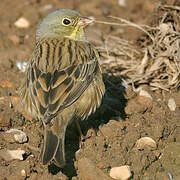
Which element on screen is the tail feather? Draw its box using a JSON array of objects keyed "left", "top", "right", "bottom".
[
  {"left": 40, "top": 129, "right": 66, "bottom": 167},
  {"left": 54, "top": 135, "right": 65, "bottom": 167}
]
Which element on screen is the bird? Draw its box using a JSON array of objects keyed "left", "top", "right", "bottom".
[{"left": 19, "top": 9, "right": 105, "bottom": 167}]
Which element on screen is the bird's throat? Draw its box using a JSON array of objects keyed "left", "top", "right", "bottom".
[{"left": 65, "top": 27, "right": 86, "bottom": 41}]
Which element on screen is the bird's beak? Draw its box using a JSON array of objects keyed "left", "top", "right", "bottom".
[{"left": 77, "top": 16, "right": 94, "bottom": 27}]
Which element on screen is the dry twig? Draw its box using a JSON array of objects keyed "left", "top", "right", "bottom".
[{"left": 96, "top": 5, "right": 180, "bottom": 90}]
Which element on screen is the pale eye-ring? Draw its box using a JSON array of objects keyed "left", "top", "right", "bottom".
[{"left": 62, "top": 18, "right": 72, "bottom": 26}]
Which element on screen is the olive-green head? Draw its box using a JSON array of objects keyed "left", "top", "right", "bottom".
[{"left": 36, "top": 9, "right": 93, "bottom": 41}]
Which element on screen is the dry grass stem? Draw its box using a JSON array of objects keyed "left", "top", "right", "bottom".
[{"left": 97, "top": 5, "right": 180, "bottom": 90}]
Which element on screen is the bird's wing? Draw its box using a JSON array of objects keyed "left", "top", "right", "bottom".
[{"left": 27, "top": 42, "right": 99, "bottom": 124}]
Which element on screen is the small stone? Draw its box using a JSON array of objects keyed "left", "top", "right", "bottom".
[
  {"left": 118, "top": 0, "right": 127, "bottom": 7},
  {"left": 21, "top": 169, "right": 26, "bottom": 177},
  {"left": 167, "top": 172, "right": 173, "bottom": 180},
  {"left": 136, "top": 137, "right": 157, "bottom": 150},
  {"left": 14, "top": 133, "right": 27, "bottom": 144},
  {"left": 168, "top": 98, "right": 176, "bottom": 111},
  {"left": 110, "top": 166, "right": 132, "bottom": 180},
  {"left": 16, "top": 61, "right": 28, "bottom": 72},
  {"left": 0, "top": 149, "right": 25, "bottom": 161},
  {"left": 139, "top": 89, "right": 152, "bottom": 100},
  {"left": 14, "top": 17, "right": 30, "bottom": 28},
  {"left": 6, "top": 129, "right": 28, "bottom": 144}
]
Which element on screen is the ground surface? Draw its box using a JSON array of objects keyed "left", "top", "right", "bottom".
[{"left": 0, "top": 0, "right": 180, "bottom": 180}]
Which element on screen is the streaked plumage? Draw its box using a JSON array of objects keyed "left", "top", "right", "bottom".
[{"left": 19, "top": 9, "right": 105, "bottom": 167}]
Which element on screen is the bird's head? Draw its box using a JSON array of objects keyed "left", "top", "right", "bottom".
[{"left": 36, "top": 9, "right": 94, "bottom": 41}]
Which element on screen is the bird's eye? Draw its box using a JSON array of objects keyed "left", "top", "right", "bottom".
[{"left": 62, "top": 18, "right": 71, "bottom": 26}]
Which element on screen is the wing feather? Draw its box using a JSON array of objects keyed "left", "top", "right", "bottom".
[{"left": 26, "top": 39, "right": 99, "bottom": 124}]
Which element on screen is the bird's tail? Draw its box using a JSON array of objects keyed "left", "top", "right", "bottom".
[{"left": 40, "top": 129, "right": 66, "bottom": 167}]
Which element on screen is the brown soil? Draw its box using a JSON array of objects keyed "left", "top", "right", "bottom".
[{"left": 0, "top": 0, "right": 180, "bottom": 180}]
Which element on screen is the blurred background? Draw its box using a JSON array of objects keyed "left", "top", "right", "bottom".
[{"left": 0, "top": 0, "right": 159, "bottom": 51}]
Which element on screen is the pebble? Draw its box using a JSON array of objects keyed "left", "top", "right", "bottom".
[
  {"left": 14, "top": 17, "right": 30, "bottom": 28},
  {"left": 167, "top": 172, "right": 173, "bottom": 180},
  {"left": 6, "top": 128, "right": 28, "bottom": 144},
  {"left": 118, "top": 0, "right": 127, "bottom": 7},
  {"left": 109, "top": 165, "right": 132, "bottom": 180},
  {"left": 139, "top": 89, "right": 152, "bottom": 100},
  {"left": 137, "top": 89, "right": 153, "bottom": 110},
  {"left": 0, "top": 149, "right": 25, "bottom": 161},
  {"left": 21, "top": 169, "right": 27, "bottom": 178},
  {"left": 16, "top": 61, "right": 28, "bottom": 72},
  {"left": 135, "top": 137, "right": 157, "bottom": 150},
  {"left": 168, "top": 98, "right": 176, "bottom": 111}
]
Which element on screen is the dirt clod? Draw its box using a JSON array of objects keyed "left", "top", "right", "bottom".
[
  {"left": 77, "top": 158, "right": 112, "bottom": 180},
  {"left": 0, "top": 149, "right": 25, "bottom": 161}
]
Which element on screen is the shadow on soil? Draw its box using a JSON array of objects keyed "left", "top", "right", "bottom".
[{"left": 48, "top": 73, "right": 128, "bottom": 179}]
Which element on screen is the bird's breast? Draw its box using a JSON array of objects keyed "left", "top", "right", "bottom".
[{"left": 74, "top": 68, "right": 105, "bottom": 119}]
